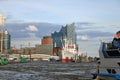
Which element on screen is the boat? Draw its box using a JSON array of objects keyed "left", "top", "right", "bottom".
[
  {"left": 92, "top": 31, "right": 120, "bottom": 80},
  {"left": 49, "top": 56, "right": 60, "bottom": 61},
  {"left": 58, "top": 38, "right": 77, "bottom": 62},
  {"left": 0, "top": 54, "right": 8, "bottom": 65}
]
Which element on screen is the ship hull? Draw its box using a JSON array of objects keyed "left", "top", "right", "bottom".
[
  {"left": 61, "top": 51, "right": 75, "bottom": 62},
  {"left": 92, "top": 73, "right": 120, "bottom": 80},
  {"left": 93, "top": 42, "right": 120, "bottom": 80}
]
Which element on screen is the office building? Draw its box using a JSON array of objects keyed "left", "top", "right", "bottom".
[{"left": 0, "top": 30, "right": 11, "bottom": 53}]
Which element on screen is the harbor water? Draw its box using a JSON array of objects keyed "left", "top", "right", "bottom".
[{"left": 0, "top": 61, "right": 96, "bottom": 80}]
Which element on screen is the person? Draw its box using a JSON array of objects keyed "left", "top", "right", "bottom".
[
  {"left": 116, "top": 31, "right": 120, "bottom": 39},
  {"left": 96, "top": 61, "right": 100, "bottom": 73},
  {"left": 112, "top": 31, "right": 120, "bottom": 48}
]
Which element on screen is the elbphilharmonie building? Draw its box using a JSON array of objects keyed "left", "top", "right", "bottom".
[{"left": 51, "top": 23, "right": 77, "bottom": 55}]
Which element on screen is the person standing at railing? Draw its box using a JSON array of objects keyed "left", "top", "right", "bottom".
[
  {"left": 96, "top": 61, "right": 100, "bottom": 73},
  {"left": 112, "top": 31, "right": 120, "bottom": 48}
]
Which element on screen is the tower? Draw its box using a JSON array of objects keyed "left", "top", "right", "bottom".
[
  {"left": 0, "top": 14, "right": 6, "bottom": 53},
  {"left": 0, "top": 14, "right": 11, "bottom": 54}
]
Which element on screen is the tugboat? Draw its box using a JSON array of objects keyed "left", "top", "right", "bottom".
[{"left": 93, "top": 31, "right": 120, "bottom": 80}]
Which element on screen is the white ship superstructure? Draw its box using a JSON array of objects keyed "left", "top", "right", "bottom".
[
  {"left": 59, "top": 38, "right": 77, "bottom": 62},
  {"left": 93, "top": 31, "right": 120, "bottom": 80}
]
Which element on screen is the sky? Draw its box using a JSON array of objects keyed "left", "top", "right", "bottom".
[{"left": 0, "top": 0, "right": 120, "bottom": 57}]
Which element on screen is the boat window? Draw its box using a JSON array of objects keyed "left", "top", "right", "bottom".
[
  {"left": 106, "top": 43, "right": 114, "bottom": 50},
  {"left": 117, "top": 62, "right": 120, "bottom": 66},
  {"left": 102, "top": 42, "right": 120, "bottom": 58},
  {"left": 112, "top": 69, "right": 116, "bottom": 74},
  {"left": 107, "top": 69, "right": 116, "bottom": 74},
  {"left": 107, "top": 69, "right": 111, "bottom": 74},
  {"left": 106, "top": 50, "right": 120, "bottom": 56}
]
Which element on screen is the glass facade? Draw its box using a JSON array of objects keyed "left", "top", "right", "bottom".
[
  {"left": 3, "top": 30, "right": 11, "bottom": 50},
  {"left": 0, "top": 30, "right": 11, "bottom": 52},
  {"left": 51, "top": 31, "right": 62, "bottom": 47},
  {"left": 51, "top": 23, "right": 76, "bottom": 48}
]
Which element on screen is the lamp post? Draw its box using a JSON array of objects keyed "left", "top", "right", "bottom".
[{"left": 28, "top": 42, "right": 31, "bottom": 61}]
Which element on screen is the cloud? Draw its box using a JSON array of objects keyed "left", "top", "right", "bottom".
[
  {"left": 77, "top": 30, "right": 114, "bottom": 39},
  {"left": 77, "top": 35, "right": 89, "bottom": 41},
  {"left": 75, "top": 22, "right": 103, "bottom": 31},
  {"left": 5, "top": 22, "right": 61, "bottom": 38},
  {"left": 75, "top": 22, "right": 117, "bottom": 40},
  {"left": 20, "top": 29, "right": 25, "bottom": 32},
  {"left": 109, "top": 24, "right": 120, "bottom": 28},
  {"left": 26, "top": 25, "right": 38, "bottom": 32},
  {"left": 28, "top": 32, "right": 37, "bottom": 38},
  {"left": 75, "top": 22, "right": 94, "bottom": 26},
  {"left": 0, "top": 0, "right": 8, "bottom": 2},
  {"left": 80, "top": 35, "right": 89, "bottom": 41}
]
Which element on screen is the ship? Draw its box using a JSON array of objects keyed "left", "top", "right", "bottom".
[
  {"left": 58, "top": 38, "right": 77, "bottom": 62},
  {"left": 92, "top": 31, "right": 120, "bottom": 80}
]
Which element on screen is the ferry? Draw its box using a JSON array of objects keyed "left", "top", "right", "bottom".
[{"left": 93, "top": 31, "right": 120, "bottom": 80}]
